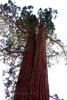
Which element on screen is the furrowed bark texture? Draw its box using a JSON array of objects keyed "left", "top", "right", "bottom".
[
  {"left": 14, "top": 26, "right": 49, "bottom": 100},
  {"left": 30, "top": 26, "right": 49, "bottom": 100},
  {"left": 14, "top": 32, "right": 36, "bottom": 100}
]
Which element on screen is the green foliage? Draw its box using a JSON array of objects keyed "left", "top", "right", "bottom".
[
  {"left": 37, "top": 8, "right": 57, "bottom": 34},
  {"left": 0, "top": 0, "right": 66, "bottom": 100},
  {"left": 19, "top": 5, "right": 38, "bottom": 32}
]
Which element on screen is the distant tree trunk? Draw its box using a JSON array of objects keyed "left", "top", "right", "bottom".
[
  {"left": 14, "top": 26, "right": 49, "bottom": 100},
  {"left": 14, "top": 32, "right": 36, "bottom": 100},
  {"left": 30, "top": 25, "right": 49, "bottom": 100}
]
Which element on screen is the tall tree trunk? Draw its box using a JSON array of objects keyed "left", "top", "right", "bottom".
[
  {"left": 14, "top": 26, "right": 49, "bottom": 100},
  {"left": 14, "top": 32, "right": 36, "bottom": 100},
  {"left": 30, "top": 25, "right": 49, "bottom": 100}
]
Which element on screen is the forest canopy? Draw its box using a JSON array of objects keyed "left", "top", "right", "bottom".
[{"left": 0, "top": 0, "right": 66, "bottom": 100}]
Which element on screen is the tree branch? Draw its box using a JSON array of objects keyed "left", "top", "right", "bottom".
[
  {"left": 50, "top": 95, "right": 63, "bottom": 100},
  {"left": 15, "top": 21, "right": 27, "bottom": 34},
  {"left": 4, "top": 49, "right": 24, "bottom": 55},
  {"left": 47, "top": 35, "right": 67, "bottom": 56},
  {"left": 0, "top": 45, "right": 24, "bottom": 55}
]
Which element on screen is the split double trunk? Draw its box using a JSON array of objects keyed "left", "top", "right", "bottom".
[{"left": 14, "top": 26, "right": 49, "bottom": 100}]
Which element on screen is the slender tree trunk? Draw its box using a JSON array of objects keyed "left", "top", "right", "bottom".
[
  {"left": 30, "top": 25, "right": 49, "bottom": 100},
  {"left": 14, "top": 32, "right": 36, "bottom": 100}
]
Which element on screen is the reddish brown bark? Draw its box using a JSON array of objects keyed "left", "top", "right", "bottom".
[
  {"left": 14, "top": 32, "right": 36, "bottom": 100},
  {"left": 14, "top": 26, "right": 49, "bottom": 100},
  {"left": 30, "top": 26, "right": 49, "bottom": 100}
]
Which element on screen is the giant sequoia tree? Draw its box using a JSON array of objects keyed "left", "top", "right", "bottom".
[{"left": 0, "top": 0, "right": 66, "bottom": 100}]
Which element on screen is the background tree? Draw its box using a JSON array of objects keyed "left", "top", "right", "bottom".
[{"left": 0, "top": 0, "right": 66, "bottom": 100}]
